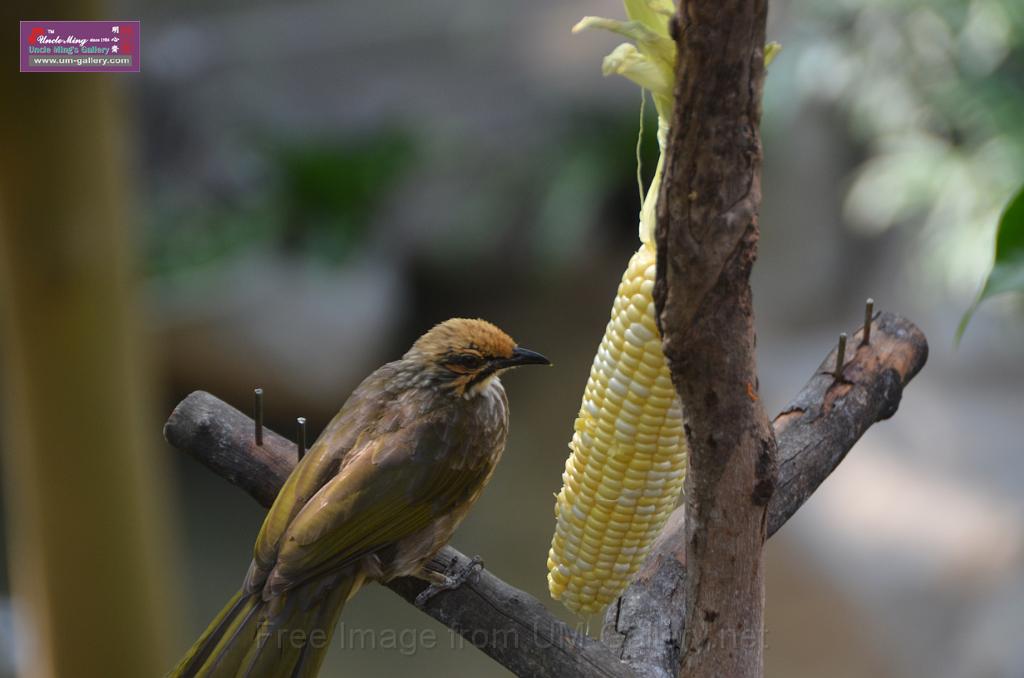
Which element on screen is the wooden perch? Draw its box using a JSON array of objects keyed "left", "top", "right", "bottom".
[{"left": 163, "top": 311, "right": 925, "bottom": 678}]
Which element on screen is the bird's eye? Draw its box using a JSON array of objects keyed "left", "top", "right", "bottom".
[{"left": 446, "top": 353, "right": 484, "bottom": 371}]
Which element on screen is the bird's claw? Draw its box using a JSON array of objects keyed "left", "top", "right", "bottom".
[{"left": 414, "top": 555, "right": 484, "bottom": 607}]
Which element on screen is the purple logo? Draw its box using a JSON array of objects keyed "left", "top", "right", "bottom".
[{"left": 20, "top": 21, "right": 140, "bottom": 73}]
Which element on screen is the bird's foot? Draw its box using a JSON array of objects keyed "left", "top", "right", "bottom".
[{"left": 414, "top": 555, "right": 484, "bottom": 607}]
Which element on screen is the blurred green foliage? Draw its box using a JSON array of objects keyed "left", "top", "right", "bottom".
[
  {"left": 144, "top": 109, "right": 656, "bottom": 280},
  {"left": 138, "top": 0, "right": 1024, "bottom": 312},
  {"left": 145, "top": 204, "right": 278, "bottom": 279},
  {"left": 277, "top": 133, "right": 415, "bottom": 263},
  {"left": 534, "top": 106, "right": 661, "bottom": 263},
  {"left": 145, "top": 130, "right": 416, "bottom": 278},
  {"left": 781, "top": 0, "right": 1024, "bottom": 293}
]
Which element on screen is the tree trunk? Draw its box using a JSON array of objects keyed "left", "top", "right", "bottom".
[{"left": 654, "top": 2, "right": 772, "bottom": 676}]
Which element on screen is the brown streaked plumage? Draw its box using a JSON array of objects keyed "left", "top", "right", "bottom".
[{"left": 171, "top": 318, "right": 549, "bottom": 678}]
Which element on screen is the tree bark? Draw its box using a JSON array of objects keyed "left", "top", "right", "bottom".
[{"left": 653, "top": 1, "right": 772, "bottom": 676}]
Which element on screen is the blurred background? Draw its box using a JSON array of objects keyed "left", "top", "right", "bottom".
[{"left": 1, "top": 0, "right": 1023, "bottom": 676}]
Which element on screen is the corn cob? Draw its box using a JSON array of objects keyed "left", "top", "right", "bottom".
[
  {"left": 547, "top": 242, "right": 686, "bottom": 615},
  {"left": 547, "top": 0, "right": 685, "bottom": 616}
]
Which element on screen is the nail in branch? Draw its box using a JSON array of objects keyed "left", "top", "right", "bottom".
[
  {"left": 835, "top": 333, "right": 847, "bottom": 378},
  {"left": 254, "top": 388, "right": 264, "bottom": 446},
  {"left": 296, "top": 417, "right": 307, "bottom": 461},
  {"left": 862, "top": 298, "right": 874, "bottom": 346}
]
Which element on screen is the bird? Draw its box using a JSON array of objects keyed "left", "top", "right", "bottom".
[{"left": 170, "top": 318, "right": 550, "bottom": 678}]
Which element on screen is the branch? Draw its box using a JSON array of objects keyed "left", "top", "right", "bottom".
[
  {"left": 165, "top": 392, "right": 633, "bottom": 678},
  {"left": 652, "top": 1, "right": 772, "bottom": 676},
  {"left": 769, "top": 312, "right": 928, "bottom": 532},
  {"left": 602, "top": 311, "right": 928, "bottom": 677},
  {"left": 164, "top": 310, "right": 925, "bottom": 678}
]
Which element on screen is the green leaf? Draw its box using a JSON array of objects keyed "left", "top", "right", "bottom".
[{"left": 957, "top": 182, "right": 1024, "bottom": 344}]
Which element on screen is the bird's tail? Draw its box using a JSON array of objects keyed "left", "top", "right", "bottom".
[{"left": 169, "top": 572, "right": 362, "bottom": 678}]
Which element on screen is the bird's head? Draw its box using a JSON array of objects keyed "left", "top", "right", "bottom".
[{"left": 404, "top": 318, "right": 550, "bottom": 397}]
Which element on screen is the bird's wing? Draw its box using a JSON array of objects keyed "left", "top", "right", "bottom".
[
  {"left": 263, "top": 409, "right": 494, "bottom": 595},
  {"left": 249, "top": 368, "right": 393, "bottom": 584}
]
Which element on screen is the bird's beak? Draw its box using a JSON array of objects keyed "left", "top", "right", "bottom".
[{"left": 501, "top": 346, "right": 551, "bottom": 368}]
